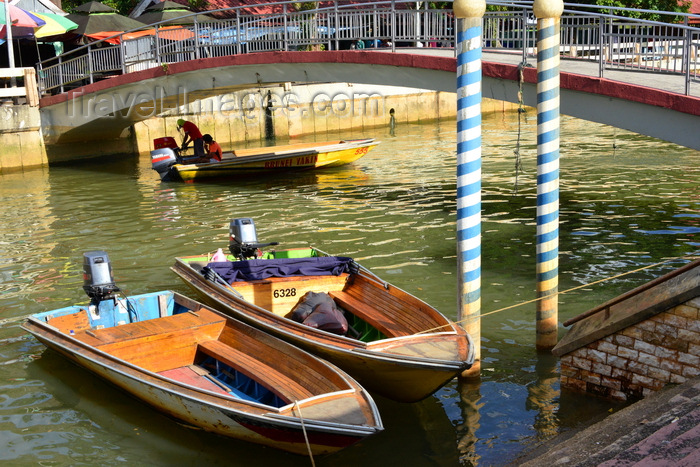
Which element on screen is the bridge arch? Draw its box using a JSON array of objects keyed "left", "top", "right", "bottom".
[{"left": 39, "top": 51, "right": 700, "bottom": 151}]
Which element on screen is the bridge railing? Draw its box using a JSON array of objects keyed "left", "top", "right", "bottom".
[{"left": 36, "top": 1, "right": 700, "bottom": 96}]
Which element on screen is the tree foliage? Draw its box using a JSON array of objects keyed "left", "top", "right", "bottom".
[
  {"left": 61, "top": 0, "right": 209, "bottom": 15},
  {"left": 567, "top": 0, "right": 691, "bottom": 22},
  {"left": 292, "top": 2, "right": 318, "bottom": 12},
  {"left": 61, "top": 0, "right": 139, "bottom": 15}
]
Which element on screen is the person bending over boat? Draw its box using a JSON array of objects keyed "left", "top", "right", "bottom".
[
  {"left": 177, "top": 119, "right": 207, "bottom": 163},
  {"left": 203, "top": 134, "right": 223, "bottom": 163}
]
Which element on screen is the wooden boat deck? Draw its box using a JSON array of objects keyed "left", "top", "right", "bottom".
[
  {"left": 184, "top": 257, "right": 446, "bottom": 337},
  {"left": 63, "top": 306, "right": 350, "bottom": 402},
  {"left": 348, "top": 275, "right": 452, "bottom": 333},
  {"left": 228, "top": 140, "right": 341, "bottom": 159},
  {"left": 329, "top": 291, "right": 411, "bottom": 338},
  {"left": 68, "top": 309, "right": 226, "bottom": 373}
]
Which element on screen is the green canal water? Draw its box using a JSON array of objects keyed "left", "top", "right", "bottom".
[{"left": 0, "top": 112, "right": 698, "bottom": 466}]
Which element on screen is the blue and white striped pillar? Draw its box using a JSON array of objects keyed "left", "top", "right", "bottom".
[
  {"left": 454, "top": 0, "right": 485, "bottom": 377},
  {"left": 534, "top": 0, "right": 564, "bottom": 350}
]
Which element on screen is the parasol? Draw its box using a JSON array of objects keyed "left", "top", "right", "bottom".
[
  {"left": 1, "top": 0, "right": 45, "bottom": 66},
  {"left": 33, "top": 12, "right": 78, "bottom": 38},
  {"left": 0, "top": 2, "right": 45, "bottom": 28},
  {"left": 135, "top": 0, "right": 217, "bottom": 26},
  {"left": 66, "top": 1, "right": 144, "bottom": 37}
]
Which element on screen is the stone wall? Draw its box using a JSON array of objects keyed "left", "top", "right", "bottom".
[
  {"left": 0, "top": 104, "right": 48, "bottom": 173},
  {"left": 132, "top": 83, "right": 520, "bottom": 154},
  {"left": 132, "top": 83, "right": 467, "bottom": 154},
  {"left": 560, "top": 297, "right": 700, "bottom": 401}
]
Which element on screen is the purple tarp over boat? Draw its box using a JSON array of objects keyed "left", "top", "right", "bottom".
[{"left": 203, "top": 256, "right": 354, "bottom": 283}]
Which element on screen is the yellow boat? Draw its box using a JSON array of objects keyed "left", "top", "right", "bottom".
[{"left": 151, "top": 138, "right": 378, "bottom": 182}]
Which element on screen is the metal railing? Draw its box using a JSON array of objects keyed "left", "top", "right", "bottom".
[{"left": 36, "top": 1, "right": 700, "bottom": 96}]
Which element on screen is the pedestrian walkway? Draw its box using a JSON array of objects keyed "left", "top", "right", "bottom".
[
  {"left": 514, "top": 376, "right": 700, "bottom": 466},
  {"left": 392, "top": 47, "right": 699, "bottom": 98}
]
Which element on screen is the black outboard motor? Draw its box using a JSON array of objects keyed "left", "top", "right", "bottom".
[
  {"left": 229, "top": 218, "right": 278, "bottom": 260},
  {"left": 82, "top": 251, "right": 120, "bottom": 303}
]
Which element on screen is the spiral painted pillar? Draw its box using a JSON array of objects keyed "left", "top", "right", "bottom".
[
  {"left": 454, "top": 0, "right": 485, "bottom": 377},
  {"left": 534, "top": 0, "right": 564, "bottom": 350}
]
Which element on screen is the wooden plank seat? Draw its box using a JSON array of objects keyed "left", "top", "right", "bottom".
[
  {"left": 73, "top": 309, "right": 224, "bottom": 346},
  {"left": 329, "top": 291, "right": 411, "bottom": 338},
  {"left": 197, "top": 339, "right": 314, "bottom": 403},
  {"left": 70, "top": 310, "right": 227, "bottom": 373}
]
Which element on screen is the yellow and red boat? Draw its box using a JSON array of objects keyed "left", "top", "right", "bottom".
[{"left": 151, "top": 137, "right": 378, "bottom": 182}]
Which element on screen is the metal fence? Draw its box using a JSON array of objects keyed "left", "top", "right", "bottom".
[{"left": 37, "top": 1, "right": 700, "bottom": 95}]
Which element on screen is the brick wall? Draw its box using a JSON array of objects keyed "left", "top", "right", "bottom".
[{"left": 560, "top": 297, "right": 700, "bottom": 401}]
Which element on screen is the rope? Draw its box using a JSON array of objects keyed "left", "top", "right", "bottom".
[
  {"left": 512, "top": 62, "right": 528, "bottom": 196},
  {"left": 294, "top": 401, "right": 316, "bottom": 466},
  {"left": 416, "top": 252, "right": 699, "bottom": 334}
]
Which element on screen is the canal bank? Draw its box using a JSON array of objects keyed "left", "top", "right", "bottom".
[
  {"left": 0, "top": 68, "right": 47, "bottom": 173},
  {"left": 0, "top": 104, "right": 47, "bottom": 172},
  {"left": 516, "top": 375, "right": 700, "bottom": 466}
]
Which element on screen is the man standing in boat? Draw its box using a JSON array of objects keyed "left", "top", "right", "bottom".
[{"left": 177, "top": 119, "right": 206, "bottom": 163}]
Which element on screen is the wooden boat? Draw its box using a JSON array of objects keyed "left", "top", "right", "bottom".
[
  {"left": 22, "top": 251, "right": 382, "bottom": 456},
  {"left": 151, "top": 138, "right": 378, "bottom": 182},
  {"left": 172, "top": 219, "right": 475, "bottom": 403}
]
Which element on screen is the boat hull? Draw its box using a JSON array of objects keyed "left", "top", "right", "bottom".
[
  {"left": 161, "top": 139, "right": 377, "bottom": 182},
  {"left": 23, "top": 291, "right": 382, "bottom": 455},
  {"left": 173, "top": 255, "right": 474, "bottom": 403}
]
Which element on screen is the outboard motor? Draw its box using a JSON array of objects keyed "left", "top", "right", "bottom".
[
  {"left": 151, "top": 137, "right": 180, "bottom": 181},
  {"left": 82, "top": 251, "right": 120, "bottom": 303},
  {"left": 229, "top": 218, "right": 278, "bottom": 260}
]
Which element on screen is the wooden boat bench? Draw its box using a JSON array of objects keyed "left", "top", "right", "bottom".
[
  {"left": 197, "top": 339, "right": 314, "bottom": 403},
  {"left": 329, "top": 291, "right": 411, "bottom": 338},
  {"left": 70, "top": 310, "right": 226, "bottom": 372}
]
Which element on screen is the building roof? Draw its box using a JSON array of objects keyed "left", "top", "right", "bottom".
[{"left": 689, "top": 0, "right": 700, "bottom": 23}]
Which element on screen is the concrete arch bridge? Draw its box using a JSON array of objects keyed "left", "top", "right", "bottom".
[{"left": 36, "top": 1, "right": 700, "bottom": 159}]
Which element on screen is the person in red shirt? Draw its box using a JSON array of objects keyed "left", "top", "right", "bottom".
[
  {"left": 177, "top": 118, "right": 206, "bottom": 162},
  {"left": 203, "top": 134, "right": 223, "bottom": 162}
]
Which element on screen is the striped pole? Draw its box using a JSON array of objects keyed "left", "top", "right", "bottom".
[
  {"left": 454, "top": 0, "right": 485, "bottom": 377},
  {"left": 534, "top": 0, "right": 564, "bottom": 350}
]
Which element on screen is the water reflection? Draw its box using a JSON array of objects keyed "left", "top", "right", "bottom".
[{"left": 0, "top": 115, "right": 697, "bottom": 465}]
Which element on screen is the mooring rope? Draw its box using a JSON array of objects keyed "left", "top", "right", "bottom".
[
  {"left": 512, "top": 62, "right": 529, "bottom": 196},
  {"left": 416, "top": 252, "right": 699, "bottom": 334},
  {"left": 294, "top": 400, "right": 316, "bottom": 466}
]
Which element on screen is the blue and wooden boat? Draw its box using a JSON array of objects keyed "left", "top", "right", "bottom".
[
  {"left": 22, "top": 251, "right": 382, "bottom": 456},
  {"left": 172, "top": 219, "right": 475, "bottom": 403}
]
